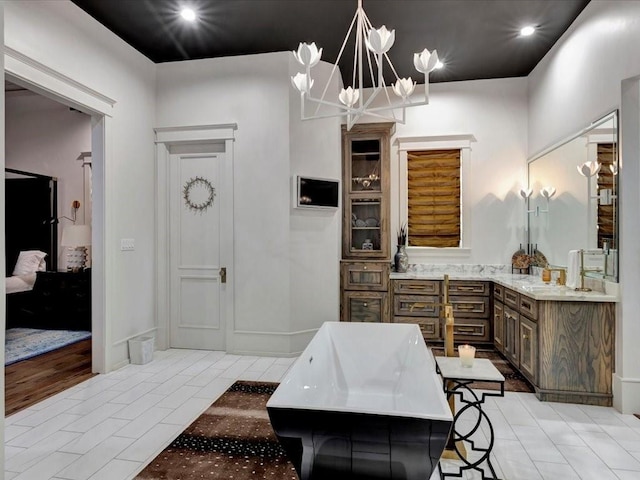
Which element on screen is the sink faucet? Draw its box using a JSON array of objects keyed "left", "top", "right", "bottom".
[{"left": 547, "top": 268, "right": 566, "bottom": 286}]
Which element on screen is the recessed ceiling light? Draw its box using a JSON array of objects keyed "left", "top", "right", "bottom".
[
  {"left": 520, "top": 25, "right": 536, "bottom": 37},
  {"left": 180, "top": 7, "right": 196, "bottom": 22},
  {"left": 434, "top": 60, "right": 444, "bottom": 69}
]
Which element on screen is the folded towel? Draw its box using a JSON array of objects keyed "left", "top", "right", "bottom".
[{"left": 566, "top": 250, "right": 580, "bottom": 289}]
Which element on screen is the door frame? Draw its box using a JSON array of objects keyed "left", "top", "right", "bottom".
[
  {"left": 4, "top": 46, "right": 115, "bottom": 373},
  {"left": 154, "top": 124, "right": 236, "bottom": 352}
]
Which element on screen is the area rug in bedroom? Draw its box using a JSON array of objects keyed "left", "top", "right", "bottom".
[
  {"left": 135, "top": 381, "right": 297, "bottom": 480},
  {"left": 5, "top": 328, "right": 92, "bottom": 366}
]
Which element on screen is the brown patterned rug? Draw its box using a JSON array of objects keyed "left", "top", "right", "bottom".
[
  {"left": 428, "top": 346, "right": 535, "bottom": 393},
  {"left": 135, "top": 381, "right": 296, "bottom": 480}
]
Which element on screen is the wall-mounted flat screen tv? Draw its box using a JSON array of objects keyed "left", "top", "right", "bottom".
[{"left": 294, "top": 176, "right": 339, "bottom": 209}]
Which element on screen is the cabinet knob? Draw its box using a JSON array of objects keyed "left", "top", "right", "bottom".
[
  {"left": 522, "top": 334, "right": 528, "bottom": 340},
  {"left": 363, "top": 302, "right": 368, "bottom": 307},
  {"left": 363, "top": 266, "right": 368, "bottom": 270}
]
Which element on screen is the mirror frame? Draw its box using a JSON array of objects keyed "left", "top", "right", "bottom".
[{"left": 526, "top": 110, "right": 619, "bottom": 282}]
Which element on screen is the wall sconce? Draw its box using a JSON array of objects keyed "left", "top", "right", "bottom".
[
  {"left": 522, "top": 186, "right": 555, "bottom": 216},
  {"left": 577, "top": 161, "right": 601, "bottom": 177},
  {"left": 540, "top": 186, "right": 556, "bottom": 199},
  {"left": 519, "top": 187, "right": 533, "bottom": 199}
]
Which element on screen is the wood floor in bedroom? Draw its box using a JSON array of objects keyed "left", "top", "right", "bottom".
[{"left": 5, "top": 339, "right": 94, "bottom": 416}]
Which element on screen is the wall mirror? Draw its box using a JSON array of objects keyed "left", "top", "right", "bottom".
[{"left": 527, "top": 111, "right": 618, "bottom": 282}]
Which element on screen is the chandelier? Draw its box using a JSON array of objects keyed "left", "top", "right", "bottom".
[{"left": 290, "top": 0, "right": 440, "bottom": 130}]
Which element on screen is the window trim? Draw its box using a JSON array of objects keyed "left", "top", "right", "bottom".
[{"left": 396, "top": 135, "right": 476, "bottom": 261}]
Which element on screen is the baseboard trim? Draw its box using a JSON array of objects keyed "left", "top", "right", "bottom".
[
  {"left": 613, "top": 373, "right": 640, "bottom": 413},
  {"left": 230, "top": 328, "right": 318, "bottom": 356}
]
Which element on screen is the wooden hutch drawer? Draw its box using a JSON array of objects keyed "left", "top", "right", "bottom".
[
  {"left": 493, "top": 283, "right": 505, "bottom": 302},
  {"left": 519, "top": 294, "right": 538, "bottom": 320},
  {"left": 341, "top": 262, "right": 389, "bottom": 291},
  {"left": 449, "top": 281, "right": 490, "bottom": 296},
  {"left": 394, "top": 294, "right": 440, "bottom": 317},
  {"left": 448, "top": 318, "right": 491, "bottom": 343},
  {"left": 504, "top": 288, "right": 519, "bottom": 310},
  {"left": 393, "top": 316, "right": 440, "bottom": 340},
  {"left": 393, "top": 279, "right": 440, "bottom": 295},
  {"left": 343, "top": 291, "right": 387, "bottom": 323},
  {"left": 450, "top": 296, "right": 490, "bottom": 318}
]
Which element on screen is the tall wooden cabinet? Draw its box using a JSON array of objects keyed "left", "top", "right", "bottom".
[{"left": 340, "top": 123, "right": 394, "bottom": 323}]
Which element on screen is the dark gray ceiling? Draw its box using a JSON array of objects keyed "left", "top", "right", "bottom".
[{"left": 70, "top": 0, "right": 589, "bottom": 87}]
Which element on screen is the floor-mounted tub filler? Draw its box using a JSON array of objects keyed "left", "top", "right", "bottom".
[{"left": 267, "top": 321, "right": 453, "bottom": 480}]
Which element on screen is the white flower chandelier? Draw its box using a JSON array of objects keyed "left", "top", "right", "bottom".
[{"left": 291, "top": 0, "right": 440, "bottom": 130}]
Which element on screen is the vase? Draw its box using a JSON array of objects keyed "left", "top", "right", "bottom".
[{"left": 394, "top": 245, "right": 409, "bottom": 273}]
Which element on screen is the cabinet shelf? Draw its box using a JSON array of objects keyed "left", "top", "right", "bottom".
[{"left": 352, "top": 226, "right": 381, "bottom": 230}]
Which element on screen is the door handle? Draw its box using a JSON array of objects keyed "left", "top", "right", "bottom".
[{"left": 220, "top": 267, "right": 227, "bottom": 284}]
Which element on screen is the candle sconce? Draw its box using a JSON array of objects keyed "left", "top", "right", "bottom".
[{"left": 520, "top": 186, "right": 556, "bottom": 216}]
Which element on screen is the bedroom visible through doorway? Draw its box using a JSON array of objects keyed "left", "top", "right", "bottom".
[{"left": 4, "top": 80, "right": 93, "bottom": 414}]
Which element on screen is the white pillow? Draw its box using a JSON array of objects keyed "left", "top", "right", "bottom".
[{"left": 13, "top": 250, "right": 48, "bottom": 276}]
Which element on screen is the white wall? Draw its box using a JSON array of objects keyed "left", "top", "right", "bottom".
[
  {"left": 288, "top": 58, "right": 342, "bottom": 349},
  {"left": 390, "top": 78, "right": 529, "bottom": 265},
  {"left": 527, "top": 0, "right": 640, "bottom": 413},
  {"left": 5, "top": 91, "right": 91, "bottom": 269},
  {"left": 4, "top": 0, "right": 157, "bottom": 369},
  {"left": 156, "top": 53, "right": 341, "bottom": 355}
]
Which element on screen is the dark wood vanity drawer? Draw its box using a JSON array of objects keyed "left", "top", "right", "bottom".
[
  {"left": 450, "top": 296, "right": 490, "bottom": 318},
  {"left": 504, "top": 288, "right": 519, "bottom": 310},
  {"left": 341, "top": 262, "right": 389, "bottom": 291},
  {"left": 519, "top": 295, "right": 538, "bottom": 321},
  {"left": 343, "top": 291, "right": 387, "bottom": 323},
  {"left": 449, "top": 281, "right": 490, "bottom": 296},
  {"left": 393, "top": 279, "right": 440, "bottom": 295},
  {"left": 394, "top": 316, "right": 440, "bottom": 340},
  {"left": 493, "top": 283, "right": 505, "bottom": 302},
  {"left": 394, "top": 294, "right": 440, "bottom": 317},
  {"left": 447, "top": 318, "right": 491, "bottom": 343}
]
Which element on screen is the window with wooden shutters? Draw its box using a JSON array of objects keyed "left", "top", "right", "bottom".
[{"left": 407, "top": 149, "right": 461, "bottom": 247}]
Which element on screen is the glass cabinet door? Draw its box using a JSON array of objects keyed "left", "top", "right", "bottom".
[
  {"left": 349, "top": 138, "right": 382, "bottom": 194},
  {"left": 349, "top": 197, "right": 382, "bottom": 254}
]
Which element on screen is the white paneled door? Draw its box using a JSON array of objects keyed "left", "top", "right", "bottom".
[{"left": 169, "top": 152, "right": 226, "bottom": 350}]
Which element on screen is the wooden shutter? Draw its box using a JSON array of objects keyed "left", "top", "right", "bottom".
[
  {"left": 407, "top": 149, "right": 460, "bottom": 247},
  {"left": 597, "top": 143, "right": 615, "bottom": 248}
]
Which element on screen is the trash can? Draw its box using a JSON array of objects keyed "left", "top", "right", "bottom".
[{"left": 128, "top": 335, "right": 154, "bottom": 365}]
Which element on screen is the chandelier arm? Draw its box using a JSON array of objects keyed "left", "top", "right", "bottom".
[
  {"left": 313, "top": 9, "right": 359, "bottom": 117},
  {"left": 382, "top": 51, "right": 402, "bottom": 83},
  {"left": 356, "top": 6, "right": 365, "bottom": 109},
  {"left": 304, "top": 95, "right": 361, "bottom": 113},
  {"left": 363, "top": 98, "right": 429, "bottom": 113},
  {"left": 361, "top": 10, "right": 379, "bottom": 91}
]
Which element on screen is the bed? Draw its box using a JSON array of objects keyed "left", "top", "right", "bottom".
[{"left": 5, "top": 169, "right": 60, "bottom": 329}]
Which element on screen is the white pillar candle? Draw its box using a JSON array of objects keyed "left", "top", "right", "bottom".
[{"left": 458, "top": 344, "right": 476, "bottom": 367}]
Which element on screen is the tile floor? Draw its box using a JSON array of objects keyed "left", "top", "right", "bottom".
[{"left": 4, "top": 348, "right": 640, "bottom": 480}]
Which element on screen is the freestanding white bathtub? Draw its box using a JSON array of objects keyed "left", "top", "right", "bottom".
[{"left": 267, "top": 322, "right": 452, "bottom": 480}]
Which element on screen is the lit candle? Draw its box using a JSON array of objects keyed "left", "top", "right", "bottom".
[{"left": 458, "top": 344, "right": 476, "bottom": 367}]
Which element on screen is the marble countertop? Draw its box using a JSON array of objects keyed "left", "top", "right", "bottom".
[{"left": 390, "top": 271, "right": 618, "bottom": 302}]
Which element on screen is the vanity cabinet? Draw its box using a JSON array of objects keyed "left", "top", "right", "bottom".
[
  {"left": 492, "top": 283, "right": 505, "bottom": 353},
  {"left": 493, "top": 284, "right": 614, "bottom": 406},
  {"left": 503, "top": 305, "right": 520, "bottom": 367},
  {"left": 342, "top": 290, "right": 389, "bottom": 323},
  {"left": 340, "top": 123, "right": 394, "bottom": 323},
  {"left": 446, "top": 280, "right": 491, "bottom": 343},
  {"left": 390, "top": 279, "right": 492, "bottom": 344}
]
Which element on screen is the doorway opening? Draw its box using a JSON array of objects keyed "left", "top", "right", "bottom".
[{"left": 3, "top": 76, "right": 105, "bottom": 415}]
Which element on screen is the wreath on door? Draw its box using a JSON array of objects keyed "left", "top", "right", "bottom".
[{"left": 183, "top": 176, "right": 216, "bottom": 212}]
